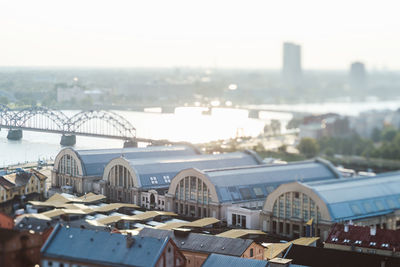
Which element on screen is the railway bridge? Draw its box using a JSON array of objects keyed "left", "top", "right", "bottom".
[{"left": 0, "top": 105, "right": 162, "bottom": 147}]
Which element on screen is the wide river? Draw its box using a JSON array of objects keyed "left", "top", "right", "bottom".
[{"left": 1, "top": 100, "right": 399, "bottom": 167}]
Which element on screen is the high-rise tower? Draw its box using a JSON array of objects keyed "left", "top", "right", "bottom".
[{"left": 282, "top": 42, "right": 302, "bottom": 86}]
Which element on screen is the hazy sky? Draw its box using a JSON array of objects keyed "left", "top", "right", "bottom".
[{"left": 1, "top": 0, "right": 400, "bottom": 70}]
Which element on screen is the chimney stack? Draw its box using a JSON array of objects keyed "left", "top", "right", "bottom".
[
  {"left": 344, "top": 224, "right": 349, "bottom": 233},
  {"left": 370, "top": 226, "right": 377, "bottom": 236},
  {"left": 126, "top": 232, "right": 135, "bottom": 248}
]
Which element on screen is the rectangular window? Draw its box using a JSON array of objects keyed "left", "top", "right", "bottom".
[
  {"left": 363, "top": 202, "right": 373, "bottom": 213},
  {"left": 253, "top": 187, "right": 264, "bottom": 198},
  {"left": 351, "top": 204, "right": 362, "bottom": 215},
  {"left": 374, "top": 200, "right": 385, "bottom": 211},
  {"left": 239, "top": 188, "right": 253, "bottom": 200}
]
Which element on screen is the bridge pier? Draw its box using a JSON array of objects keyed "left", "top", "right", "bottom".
[
  {"left": 123, "top": 140, "right": 138, "bottom": 148},
  {"left": 7, "top": 129, "right": 23, "bottom": 140},
  {"left": 60, "top": 134, "right": 76, "bottom": 146}
]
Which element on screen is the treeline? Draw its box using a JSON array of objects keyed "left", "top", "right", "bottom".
[{"left": 298, "top": 126, "right": 400, "bottom": 160}]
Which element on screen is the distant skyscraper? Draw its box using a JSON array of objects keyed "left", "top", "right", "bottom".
[
  {"left": 349, "top": 61, "right": 366, "bottom": 90},
  {"left": 282, "top": 42, "right": 302, "bottom": 86}
]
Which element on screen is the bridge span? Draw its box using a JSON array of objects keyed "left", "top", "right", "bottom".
[{"left": 0, "top": 105, "right": 171, "bottom": 147}]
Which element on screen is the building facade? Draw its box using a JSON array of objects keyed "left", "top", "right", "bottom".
[
  {"left": 52, "top": 145, "right": 200, "bottom": 195},
  {"left": 260, "top": 171, "right": 400, "bottom": 240},
  {"left": 0, "top": 170, "right": 47, "bottom": 214},
  {"left": 165, "top": 159, "right": 340, "bottom": 221},
  {"left": 101, "top": 150, "right": 263, "bottom": 208}
]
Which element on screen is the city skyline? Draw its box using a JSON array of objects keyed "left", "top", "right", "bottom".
[{"left": 1, "top": 0, "right": 400, "bottom": 70}]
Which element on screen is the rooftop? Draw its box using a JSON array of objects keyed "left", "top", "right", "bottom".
[
  {"left": 41, "top": 224, "right": 171, "bottom": 267},
  {"left": 302, "top": 171, "right": 400, "bottom": 221},
  {"left": 70, "top": 145, "right": 200, "bottom": 177},
  {"left": 325, "top": 223, "right": 400, "bottom": 251},
  {"left": 138, "top": 228, "right": 255, "bottom": 257},
  {"left": 203, "top": 158, "right": 340, "bottom": 203},
  {"left": 202, "top": 253, "right": 267, "bottom": 267}
]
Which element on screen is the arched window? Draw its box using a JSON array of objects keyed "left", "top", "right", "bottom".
[
  {"left": 174, "top": 176, "right": 210, "bottom": 204},
  {"left": 272, "top": 192, "right": 322, "bottom": 222},
  {"left": 58, "top": 155, "right": 79, "bottom": 176},
  {"left": 108, "top": 165, "right": 133, "bottom": 188}
]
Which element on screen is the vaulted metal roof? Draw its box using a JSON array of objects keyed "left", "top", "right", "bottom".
[
  {"left": 126, "top": 151, "right": 263, "bottom": 189},
  {"left": 72, "top": 145, "right": 200, "bottom": 177},
  {"left": 204, "top": 159, "right": 340, "bottom": 203},
  {"left": 302, "top": 171, "right": 400, "bottom": 221}
]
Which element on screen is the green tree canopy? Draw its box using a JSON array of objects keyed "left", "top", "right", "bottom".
[{"left": 298, "top": 138, "right": 319, "bottom": 158}]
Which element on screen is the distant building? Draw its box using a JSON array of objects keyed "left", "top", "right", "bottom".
[
  {"left": 56, "top": 85, "right": 105, "bottom": 104},
  {"left": 165, "top": 159, "right": 340, "bottom": 220},
  {"left": 138, "top": 228, "right": 264, "bottom": 267},
  {"left": 349, "top": 62, "right": 367, "bottom": 90},
  {"left": 0, "top": 169, "right": 47, "bottom": 214},
  {"left": 282, "top": 42, "right": 302, "bottom": 87},
  {"left": 299, "top": 113, "right": 350, "bottom": 140},
  {"left": 261, "top": 171, "right": 400, "bottom": 241},
  {"left": 325, "top": 223, "right": 400, "bottom": 258},
  {"left": 41, "top": 224, "right": 186, "bottom": 267}
]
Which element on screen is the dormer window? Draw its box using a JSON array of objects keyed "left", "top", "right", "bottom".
[
  {"left": 331, "top": 237, "right": 338, "bottom": 242},
  {"left": 381, "top": 243, "right": 389, "bottom": 248},
  {"left": 344, "top": 239, "right": 350, "bottom": 243},
  {"left": 150, "top": 177, "right": 158, "bottom": 184},
  {"left": 354, "top": 240, "right": 362, "bottom": 245},
  {"left": 369, "top": 242, "right": 376, "bottom": 246},
  {"left": 163, "top": 175, "right": 171, "bottom": 183}
]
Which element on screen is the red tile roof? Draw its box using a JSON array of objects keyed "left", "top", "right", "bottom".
[{"left": 326, "top": 223, "right": 400, "bottom": 252}]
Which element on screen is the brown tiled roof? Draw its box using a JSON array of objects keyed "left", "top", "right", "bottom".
[
  {"left": 326, "top": 223, "right": 400, "bottom": 251},
  {"left": 30, "top": 169, "right": 48, "bottom": 181},
  {"left": 0, "top": 176, "right": 15, "bottom": 190}
]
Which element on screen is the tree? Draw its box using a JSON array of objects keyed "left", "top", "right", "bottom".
[
  {"left": 298, "top": 138, "right": 319, "bottom": 158},
  {"left": 381, "top": 126, "right": 397, "bottom": 142},
  {"left": 371, "top": 127, "right": 381, "bottom": 142}
]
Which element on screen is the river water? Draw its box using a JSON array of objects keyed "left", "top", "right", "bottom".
[
  {"left": 1, "top": 100, "right": 399, "bottom": 168},
  {"left": 0, "top": 107, "right": 287, "bottom": 167}
]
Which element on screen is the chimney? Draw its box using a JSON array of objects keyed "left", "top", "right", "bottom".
[
  {"left": 370, "top": 226, "right": 376, "bottom": 236},
  {"left": 126, "top": 233, "right": 135, "bottom": 248},
  {"left": 344, "top": 224, "right": 349, "bottom": 233}
]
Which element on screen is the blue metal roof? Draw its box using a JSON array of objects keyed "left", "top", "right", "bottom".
[
  {"left": 204, "top": 159, "right": 340, "bottom": 203},
  {"left": 41, "top": 224, "right": 169, "bottom": 267},
  {"left": 302, "top": 171, "right": 400, "bottom": 221},
  {"left": 73, "top": 145, "right": 199, "bottom": 176},
  {"left": 127, "top": 151, "right": 262, "bottom": 189},
  {"left": 202, "top": 254, "right": 267, "bottom": 267}
]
